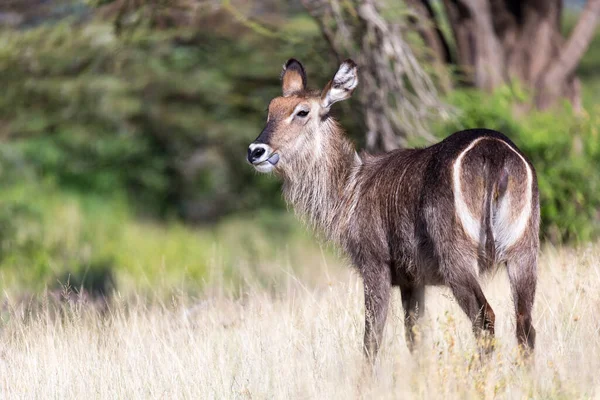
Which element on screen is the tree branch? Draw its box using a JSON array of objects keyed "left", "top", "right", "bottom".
[
  {"left": 546, "top": 0, "right": 600, "bottom": 83},
  {"left": 302, "top": 0, "right": 450, "bottom": 150},
  {"left": 404, "top": 0, "right": 452, "bottom": 64}
]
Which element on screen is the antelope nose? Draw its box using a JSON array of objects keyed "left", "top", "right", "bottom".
[{"left": 247, "top": 145, "right": 266, "bottom": 164}]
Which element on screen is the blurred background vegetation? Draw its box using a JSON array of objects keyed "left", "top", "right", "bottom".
[{"left": 0, "top": 0, "right": 598, "bottom": 300}]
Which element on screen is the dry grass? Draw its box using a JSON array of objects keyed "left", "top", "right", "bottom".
[{"left": 1, "top": 244, "right": 600, "bottom": 399}]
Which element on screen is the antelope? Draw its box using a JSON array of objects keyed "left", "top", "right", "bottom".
[{"left": 247, "top": 59, "right": 539, "bottom": 361}]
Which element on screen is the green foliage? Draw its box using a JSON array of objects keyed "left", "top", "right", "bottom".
[
  {"left": 0, "top": 177, "right": 323, "bottom": 296},
  {"left": 0, "top": 15, "right": 334, "bottom": 220},
  {"left": 438, "top": 88, "right": 600, "bottom": 243},
  {"left": 0, "top": 9, "right": 349, "bottom": 295}
]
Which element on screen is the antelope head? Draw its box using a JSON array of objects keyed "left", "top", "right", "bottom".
[{"left": 247, "top": 58, "right": 358, "bottom": 174}]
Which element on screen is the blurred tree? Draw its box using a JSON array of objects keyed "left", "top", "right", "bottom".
[
  {"left": 407, "top": 0, "right": 600, "bottom": 110},
  {"left": 0, "top": 0, "right": 332, "bottom": 222},
  {"left": 303, "top": 0, "right": 600, "bottom": 149},
  {"left": 302, "top": 0, "right": 450, "bottom": 151},
  {"left": 0, "top": 0, "right": 90, "bottom": 27}
]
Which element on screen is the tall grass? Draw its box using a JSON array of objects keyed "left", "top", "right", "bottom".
[{"left": 1, "top": 244, "right": 599, "bottom": 398}]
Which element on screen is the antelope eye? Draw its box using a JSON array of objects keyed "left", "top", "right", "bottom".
[{"left": 296, "top": 110, "right": 309, "bottom": 117}]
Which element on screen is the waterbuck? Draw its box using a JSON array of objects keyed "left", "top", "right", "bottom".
[{"left": 247, "top": 59, "right": 539, "bottom": 360}]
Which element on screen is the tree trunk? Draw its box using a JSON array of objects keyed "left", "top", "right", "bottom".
[
  {"left": 302, "top": 0, "right": 449, "bottom": 151},
  {"left": 442, "top": 0, "right": 506, "bottom": 90},
  {"left": 405, "top": 0, "right": 452, "bottom": 65},
  {"left": 404, "top": 0, "right": 453, "bottom": 91},
  {"left": 439, "top": 0, "right": 600, "bottom": 110},
  {"left": 535, "top": 0, "right": 600, "bottom": 109},
  {"left": 303, "top": 0, "right": 600, "bottom": 150}
]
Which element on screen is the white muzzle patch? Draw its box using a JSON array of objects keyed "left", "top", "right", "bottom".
[{"left": 248, "top": 143, "right": 279, "bottom": 173}]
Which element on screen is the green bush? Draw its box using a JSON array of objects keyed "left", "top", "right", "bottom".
[
  {"left": 0, "top": 14, "right": 336, "bottom": 221},
  {"left": 0, "top": 174, "right": 325, "bottom": 296},
  {"left": 0, "top": 10, "right": 352, "bottom": 295},
  {"left": 437, "top": 88, "right": 600, "bottom": 243}
]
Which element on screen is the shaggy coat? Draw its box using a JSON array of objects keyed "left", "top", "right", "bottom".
[{"left": 247, "top": 59, "right": 539, "bottom": 360}]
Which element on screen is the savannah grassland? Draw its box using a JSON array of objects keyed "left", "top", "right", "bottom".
[{"left": 1, "top": 239, "right": 599, "bottom": 399}]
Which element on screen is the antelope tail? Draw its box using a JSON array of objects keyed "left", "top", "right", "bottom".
[{"left": 484, "top": 165, "right": 510, "bottom": 269}]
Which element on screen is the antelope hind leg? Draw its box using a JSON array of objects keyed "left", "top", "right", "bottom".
[{"left": 400, "top": 284, "right": 425, "bottom": 352}]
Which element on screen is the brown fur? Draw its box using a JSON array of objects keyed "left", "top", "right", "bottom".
[{"left": 248, "top": 59, "right": 539, "bottom": 362}]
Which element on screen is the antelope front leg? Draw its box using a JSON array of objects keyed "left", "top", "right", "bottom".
[{"left": 362, "top": 264, "right": 392, "bottom": 362}]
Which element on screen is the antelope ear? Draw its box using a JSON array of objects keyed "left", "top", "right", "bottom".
[
  {"left": 320, "top": 59, "right": 358, "bottom": 111},
  {"left": 281, "top": 59, "right": 307, "bottom": 97}
]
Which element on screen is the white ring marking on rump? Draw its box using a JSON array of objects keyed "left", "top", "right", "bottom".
[
  {"left": 492, "top": 140, "right": 532, "bottom": 251},
  {"left": 452, "top": 137, "right": 486, "bottom": 243},
  {"left": 452, "top": 137, "right": 533, "bottom": 251}
]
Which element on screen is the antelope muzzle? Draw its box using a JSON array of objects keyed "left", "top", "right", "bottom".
[{"left": 247, "top": 142, "right": 279, "bottom": 173}]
